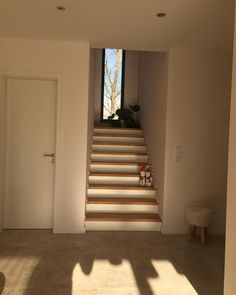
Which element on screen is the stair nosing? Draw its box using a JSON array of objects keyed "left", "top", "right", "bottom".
[
  {"left": 87, "top": 197, "right": 158, "bottom": 205},
  {"left": 88, "top": 185, "right": 155, "bottom": 190},
  {"left": 85, "top": 213, "right": 162, "bottom": 222},
  {"left": 89, "top": 173, "right": 139, "bottom": 177},
  {"left": 90, "top": 162, "right": 146, "bottom": 166},
  {"left": 92, "top": 143, "right": 146, "bottom": 147},
  {"left": 93, "top": 127, "right": 143, "bottom": 131},
  {"left": 93, "top": 134, "right": 144, "bottom": 138},
  {"left": 91, "top": 152, "right": 148, "bottom": 156}
]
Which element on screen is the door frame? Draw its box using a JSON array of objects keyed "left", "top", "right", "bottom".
[{"left": 0, "top": 72, "right": 63, "bottom": 232}]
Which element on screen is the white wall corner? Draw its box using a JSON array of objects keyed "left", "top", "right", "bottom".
[{"left": 0, "top": 76, "right": 6, "bottom": 232}]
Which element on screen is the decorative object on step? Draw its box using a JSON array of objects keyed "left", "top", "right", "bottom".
[
  {"left": 139, "top": 164, "right": 153, "bottom": 187},
  {"left": 139, "top": 165, "right": 146, "bottom": 186},
  {"left": 145, "top": 165, "right": 153, "bottom": 187},
  {"left": 185, "top": 207, "right": 212, "bottom": 245},
  {"left": 108, "top": 104, "right": 140, "bottom": 128}
]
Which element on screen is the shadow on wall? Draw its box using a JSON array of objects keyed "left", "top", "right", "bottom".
[{"left": 0, "top": 231, "right": 224, "bottom": 295}]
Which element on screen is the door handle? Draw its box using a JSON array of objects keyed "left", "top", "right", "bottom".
[
  {"left": 43, "top": 153, "right": 55, "bottom": 158},
  {"left": 43, "top": 153, "right": 55, "bottom": 163}
]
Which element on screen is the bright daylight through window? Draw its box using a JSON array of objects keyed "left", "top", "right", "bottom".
[{"left": 101, "top": 48, "right": 125, "bottom": 120}]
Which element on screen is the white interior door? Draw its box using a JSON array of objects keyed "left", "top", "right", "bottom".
[{"left": 4, "top": 78, "right": 56, "bottom": 229}]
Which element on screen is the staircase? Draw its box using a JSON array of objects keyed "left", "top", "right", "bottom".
[{"left": 85, "top": 127, "right": 162, "bottom": 231}]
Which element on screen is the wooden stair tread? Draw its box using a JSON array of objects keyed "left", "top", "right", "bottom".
[
  {"left": 88, "top": 185, "right": 155, "bottom": 190},
  {"left": 92, "top": 142, "right": 146, "bottom": 146},
  {"left": 88, "top": 126, "right": 161, "bottom": 230},
  {"left": 89, "top": 173, "right": 139, "bottom": 177},
  {"left": 87, "top": 197, "right": 158, "bottom": 205},
  {"left": 90, "top": 162, "right": 146, "bottom": 166},
  {"left": 91, "top": 151, "right": 147, "bottom": 155},
  {"left": 86, "top": 213, "right": 161, "bottom": 222},
  {"left": 93, "top": 127, "right": 143, "bottom": 131},
  {"left": 93, "top": 134, "right": 144, "bottom": 138}
]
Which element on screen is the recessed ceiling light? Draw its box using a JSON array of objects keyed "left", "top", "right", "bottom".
[
  {"left": 156, "top": 12, "right": 166, "bottom": 18},
  {"left": 56, "top": 5, "right": 66, "bottom": 12}
]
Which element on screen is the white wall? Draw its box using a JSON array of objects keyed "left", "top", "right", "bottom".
[
  {"left": 162, "top": 48, "right": 232, "bottom": 234},
  {"left": 139, "top": 52, "right": 169, "bottom": 218},
  {"left": 224, "top": 11, "right": 236, "bottom": 294},
  {"left": 138, "top": 48, "right": 232, "bottom": 234},
  {"left": 94, "top": 49, "right": 103, "bottom": 122},
  {"left": 86, "top": 48, "right": 96, "bottom": 186},
  {"left": 0, "top": 38, "right": 90, "bottom": 233},
  {"left": 93, "top": 49, "right": 140, "bottom": 121},
  {"left": 124, "top": 51, "right": 140, "bottom": 107}
]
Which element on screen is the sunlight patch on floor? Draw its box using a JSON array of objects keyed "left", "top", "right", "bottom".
[
  {"left": 72, "top": 259, "right": 136, "bottom": 291},
  {"left": 148, "top": 260, "right": 198, "bottom": 295},
  {"left": 70, "top": 259, "right": 199, "bottom": 295},
  {"left": 0, "top": 255, "right": 40, "bottom": 293}
]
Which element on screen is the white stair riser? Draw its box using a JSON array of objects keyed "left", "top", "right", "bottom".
[
  {"left": 89, "top": 176, "right": 139, "bottom": 186},
  {"left": 92, "top": 144, "right": 146, "bottom": 154},
  {"left": 90, "top": 164, "right": 140, "bottom": 174},
  {"left": 87, "top": 128, "right": 162, "bottom": 232},
  {"left": 91, "top": 154, "right": 148, "bottom": 163},
  {"left": 87, "top": 188, "right": 156, "bottom": 198},
  {"left": 86, "top": 204, "right": 159, "bottom": 214},
  {"left": 93, "top": 136, "right": 144, "bottom": 144},
  {"left": 85, "top": 221, "right": 161, "bottom": 231},
  {"left": 93, "top": 129, "right": 143, "bottom": 136}
]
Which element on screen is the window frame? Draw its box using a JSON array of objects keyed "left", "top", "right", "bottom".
[{"left": 100, "top": 48, "right": 126, "bottom": 121}]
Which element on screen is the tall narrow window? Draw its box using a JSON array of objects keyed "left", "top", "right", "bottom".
[{"left": 101, "top": 48, "right": 125, "bottom": 120}]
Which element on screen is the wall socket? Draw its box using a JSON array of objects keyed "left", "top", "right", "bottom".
[{"left": 175, "top": 146, "right": 182, "bottom": 163}]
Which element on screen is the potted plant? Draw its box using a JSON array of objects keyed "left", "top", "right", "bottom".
[{"left": 108, "top": 104, "right": 140, "bottom": 128}]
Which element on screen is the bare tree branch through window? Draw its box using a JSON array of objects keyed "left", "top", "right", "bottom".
[{"left": 102, "top": 49, "right": 124, "bottom": 120}]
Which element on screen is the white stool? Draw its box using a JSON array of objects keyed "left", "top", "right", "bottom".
[{"left": 185, "top": 207, "right": 212, "bottom": 244}]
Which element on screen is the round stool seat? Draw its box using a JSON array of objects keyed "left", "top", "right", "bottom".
[{"left": 186, "top": 207, "right": 212, "bottom": 227}]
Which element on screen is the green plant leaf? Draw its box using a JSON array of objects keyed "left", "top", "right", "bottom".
[
  {"left": 129, "top": 104, "right": 140, "bottom": 112},
  {"left": 108, "top": 113, "right": 115, "bottom": 120}
]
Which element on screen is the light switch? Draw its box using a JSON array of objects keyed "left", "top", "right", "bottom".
[{"left": 175, "top": 146, "right": 182, "bottom": 163}]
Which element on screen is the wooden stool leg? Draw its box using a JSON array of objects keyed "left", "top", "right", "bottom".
[
  {"left": 205, "top": 227, "right": 208, "bottom": 239},
  {"left": 201, "top": 227, "right": 206, "bottom": 245},
  {"left": 188, "top": 225, "right": 196, "bottom": 241}
]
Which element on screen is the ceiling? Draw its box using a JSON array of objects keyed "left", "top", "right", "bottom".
[{"left": 0, "top": 0, "right": 235, "bottom": 51}]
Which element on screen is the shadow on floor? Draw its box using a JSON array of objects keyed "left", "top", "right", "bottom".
[
  {"left": 0, "top": 272, "right": 5, "bottom": 295},
  {"left": 19, "top": 247, "right": 159, "bottom": 295},
  {"left": 0, "top": 230, "right": 225, "bottom": 295}
]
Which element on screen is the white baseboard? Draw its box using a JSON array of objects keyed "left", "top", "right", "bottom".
[
  {"left": 161, "top": 224, "right": 189, "bottom": 234},
  {"left": 209, "top": 227, "right": 226, "bottom": 235},
  {"left": 161, "top": 225, "right": 226, "bottom": 235},
  {"left": 161, "top": 229, "right": 188, "bottom": 234},
  {"left": 53, "top": 225, "right": 86, "bottom": 234}
]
